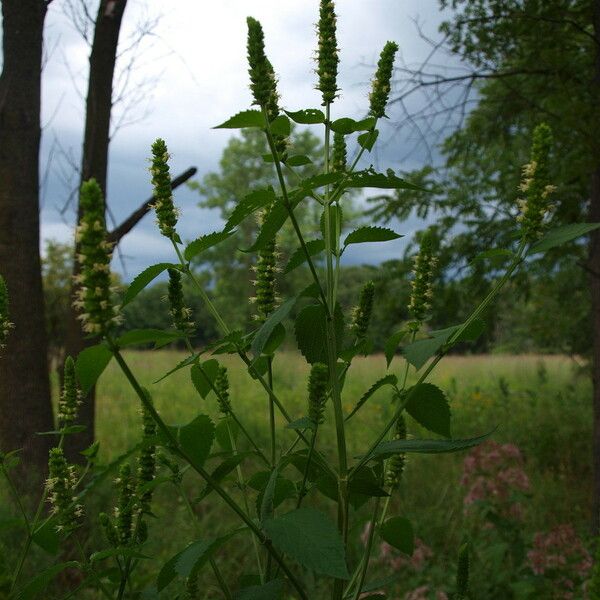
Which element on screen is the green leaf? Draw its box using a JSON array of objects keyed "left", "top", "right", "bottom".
[
  {"left": 75, "top": 344, "right": 113, "bottom": 394},
  {"left": 214, "top": 110, "right": 265, "bottom": 129},
  {"left": 196, "top": 454, "right": 249, "bottom": 502},
  {"left": 270, "top": 115, "right": 291, "bottom": 137},
  {"left": 262, "top": 323, "right": 286, "bottom": 355},
  {"left": 117, "top": 329, "right": 183, "bottom": 348},
  {"left": 284, "top": 108, "right": 325, "bottom": 124},
  {"left": 380, "top": 517, "right": 414, "bottom": 555},
  {"left": 330, "top": 118, "right": 358, "bottom": 134},
  {"left": 358, "top": 129, "right": 379, "bottom": 151},
  {"left": 366, "top": 430, "right": 495, "bottom": 460},
  {"left": 251, "top": 296, "right": 297, "bottom": 358},
  {"left": 345, "top": 375, "right": 397, "bottom": 421},
  {"left": 320, "top": 204, "right": 343, "bottom": 246},
  {"left": 243, "top": 201, "right": 289, "bottom": 252},
  {"left": 405, "top": 383, "right": 451, "bottom": 437},
  {"left": 177, "top": 414, "right": 215, "bottom": 469},
  {"left": 32, "top": 519, "right": 59, "bottom": 555},
  {"left": 234, "top": 580, "right": 285, "bottom": 600},
  {"left": 190, "top": 359, "right": 220, "bottom": 399},
  {"left": 343, "top": 226, "right": 401, "bottom": 247},
  {"left": 295, "top": 302, "right": 344, "bottom": 364},
  {"left": 285, "top": 416, "right": 316, "bottom": 431},
  {"left": 528, "top": 223, "right": 600, "bottom": 254},
  {"left": 301, "top": 172, "right": 344, "bottom": 190},
  {"left": 123, "top": 263, "right": 178, "bottom": 306},
  {"left": 225, "top": 187, "right": 277, "bottom": 231},
  {"left": 184, "top": 231, "right": 233, "bottom": 261},
  {"left": 353, "top": 117, "right": 377, "bottom": 131},
  {"left": 14, "top": 561, "right": 80, "bottom": 600},
  {"left": 345, "top": 170, "right": 426, "bottom": 191},
  {"left": 263, "top": 508, "right": 349, "bottom": 579},
  {"left": 284, "top": 239, "right": 325, "bottom": 273},
  {"left": 90, "top": 548, "right": 149, "bottom": 562},
  {"left": 154, "top": 352, "right": 200, "bottom": 383},
  {"left": 285, "top": 154, "right": 313, "bottom": 167},
  {"left": 385, "top": 329, "right": 407, "bottom": 367}
]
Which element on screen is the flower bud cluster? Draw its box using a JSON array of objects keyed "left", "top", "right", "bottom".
[
  {"left": 46, "top": 447, "right": 84, "bottom": 534},
  {"left": 215, "top": 365, "right": 231, "bottom": 415},
  {"left": 408, "top": 235, "right": 437, "bottom": 328},
  {"left": 332, "top": 132, "right": 347, "bottom": 173},
  {"left": 247, "top": 17, "right": 278, "bottom": 108},
  {"left": 137, "top": 394, "right": 157, "bottom": 512},
  {"left": 351, "top": 281, "right": 375, "bottom": 339},
  {"left": 316, "top": 0, "right": 339, "bottom": 104},
  {"left": 0, "top": 275, "right": 13, "bottom": 350},
  {"left": 150, "top": 138, "right": 179, "bottom": 239},
  {"left": 167, "top": 269, "right": 194, "bottom": 334},
  {"left": 369, "top": 41, "right": 399, "bottom": 119},
  {"left": 385, "top": 413, "right": 406, "bottom": 489},
  {"left": 114, "top": 463, "right": 137, "bottom": 545},
  {"left": 516, "top": 123, "right": 555, "bottom": 241},
  {"left": 74, "top": 179, "right": 120, "bottom": 336},
  {"left": 253, "top": 239, "right": 278, "bottom": 324},
  {"left": 57, "top": 356, "right": 82, "bottom": 428},
  {"left": 308, "top": 362, "right": 329, "bottom": 425}
]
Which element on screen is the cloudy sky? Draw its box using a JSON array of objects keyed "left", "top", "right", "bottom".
[{"left": 38, "top": 0, "right": 450, "bottom": 279}]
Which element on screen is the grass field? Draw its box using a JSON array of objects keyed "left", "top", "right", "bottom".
[
  {"left": 88, "top": 351, "right": 593, "bottom": 598},
  {"left": 3, "top": 351, "right": 592, "bottom": 598}
]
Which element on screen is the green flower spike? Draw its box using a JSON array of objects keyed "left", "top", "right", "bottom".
[
  {"left": 351, "top": 281, "right": 375, "bottom": 339},
  {"left": 316, "top": 0, "right": 339, "bottom": 105},
  {"left": 332, "top": 132, "right": 347, "bottom": 173},
  {"left": 99, "top": 512, "right": 119, "bottom": 548},
  {"left": 455, "top": 541, "right": 470, "bottom": 599},
  {"left": 115, "top": 463, "right": 135, "bottom": 545},
  {"left": 74, "top": 179, "right": 120, "bottom": 336},
  {"left": 46, "top": 447, "right": 83, "bottom": 534},
  {"left": 408, "top": 233, "right": 437, "bottom": 329},
  {"left": 369, "top": 41, "right": 399, "bottom": 119},
  {"left": 253, "top": 206, "right": 279, "bottom": 323},
  {"left": 136, "top": 391, "right": 157, "bottom": 512},
  {"left": 215, "top": 365, "right": 232, "bottom": 415},
  {"left": 167, "top": 268, "right": 194, "bottom": 334},
  {"left": 516, "top": 123, "right": 555, "bottom": 241},
  {"left": 308, "top": 362, "right": 329, "bottom": 425},
  {"left": 151, "top": 138, "right": 179, "bottom": 239},
  {"left": 385, "top": 413, "right": 407, "bottom": 489},
  {"left": 0, "top": 275, "right": 13, "bottom": 350},
  {"left": 57, "top": 356, "right": 82, "bottom": 428}
]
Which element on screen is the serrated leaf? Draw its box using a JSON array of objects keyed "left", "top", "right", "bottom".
[
  {"left": 295, "top": 303, "right": 344, "bottom": 364},
  {"left": 353, "top": 117, "right": 376, "bottom": 131},
  {"left": 196, "top": 453, "right": 249, "bottom": 502},
  {"left": 405, "top": 383, "right": 451, "bottom": 437},
  {"left": 185, "top": 231, "right": 233, "bottom": 261},
  {"left": 75, "top": 344, "right": 113, "bottom": 394},
  {"left": 154, "top": 352, "right": 200, "bottom": 383},
  {"left": 117, "top": 329, "right": 183, "bottom": 348},
  {"left": 215, "top": 415, "right": 239, "bottom": 452},
  {"left": 225, "top": 187, "right": 277, "bottom": 231},
  {"left": 190, "top": 359, "right": 220, "bottom": 399},
  {"left": 284, "top": 239, "right": 325, "bottom": 273},
  {"left": 345, "top": 375, "right": 397, "bottom": 421},
  {"left": 380, "top": 517, "right": 414, "bottom": 555},
  {"left": 270, "top": 115, "right": 291, "bottom": 137},
  {"left": 262, "top": 322, "right": 286, "bottom": 355},
  {"left": 123, "top": 263, "right": 178, "bottom": 306},
  {"left": 32, "top": 519, "right": 59, "bottom": 555},
  {"left": 528, "top": 223, "right": 600, "bottom": 254},
  {"left": 330, "top": 118, "right": 358, "bottom": 134},
  {"left": 366, "top": 429, "right": 495, "bottom": 460},
  {"left": 214, "top": 110, "right": 265, "bottom": 129},
  {"left": 343, "top": 226, "right": 401, "bottom": 247},
  {"left": 301, "top": 172, "right": 344, "bottom": 190},
  {"left": 285, "top": 154, "right": 312, "bottom": 167},
  {"left": 263, "top": 508, "right": 349, "bottom": 579},
  {"left": 358, "top": 129, "right": 379, "bottom": 151},
  {"left": 345, "top": 170, "right": 426, "bottom": 191},
  {"left": 235, "top": 580, "right": 285, "bottom": 600},
  {"left": 285, "top": 416, "right": 316, "bottom": 431},
  {"left": 243, "top": 201, "right": 289, "bottom": 253},
  {"left": 251, "top": 296, "right": 297, "bottom": 359},
  {"left": 14, "top": 561, "right": 80, "bottom": 600},
  {"left": 284, "top": 108, "right": 325, "bottom": 124},
  {"left": 385, "top": 329, "right": 407, "bottom": 367},
  {"left": 177, "top": 414, "right": 215, "bottom": 469}
]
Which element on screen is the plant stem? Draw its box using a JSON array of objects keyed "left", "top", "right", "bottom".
[
  {"left": 351, "top": 496, "right": 382, "bottom": 600},
  {"left": 296, "top": 427, "right": 318, "bottom": 509},
  {"left": 107, "top": 341, "right": 308, "bottom": 600},
  {"left": 267, "top": 356, "right": 276, "bottom": 467}
]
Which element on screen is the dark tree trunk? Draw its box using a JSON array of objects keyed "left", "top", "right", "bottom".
[
  {"left": 64, "top": 0, "right": 127, "bottom": 460},
  {"left": 0, "top": 0, "right": 54, "bottom": 487},
  {"left": 590, "top": 0, "right": 600, "bottom": 536}
]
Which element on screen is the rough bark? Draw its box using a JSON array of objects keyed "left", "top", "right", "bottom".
[
  {"left": 64, "top": 0, "right": 128, "bottom": 460},
  {"left": 590, "top": 0, "right": 600, "bottom": 536},
  {"left": 0, "top": 0, "right": 54, "bottom": 487}
]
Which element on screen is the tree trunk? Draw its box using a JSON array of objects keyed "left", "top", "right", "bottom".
[
  {"left": 590, "top": 0, "right": 600, "bottom": 536},
  {"left": 64, "top": 0, "right": 127, "bottom": 460},
  {"left": 0, "top": 0, "right": 54, "bottom": 488}
]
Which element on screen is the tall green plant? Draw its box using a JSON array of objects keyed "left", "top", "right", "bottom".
[{"left": 1, "top": 3, "right": 598, "bottom": 599}]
